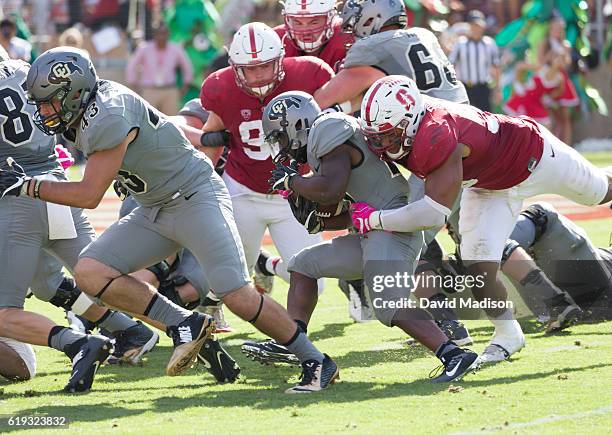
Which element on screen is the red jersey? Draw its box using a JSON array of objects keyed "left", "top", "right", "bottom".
[
  {"left": 274, "top": 19, "right": 353, "bottom": 72},
  {"left": 401, "top": 97, "right": 544, "bottom": 190},
  {"left": 201, "top": 56, "right": 334, "bottom": 193}
]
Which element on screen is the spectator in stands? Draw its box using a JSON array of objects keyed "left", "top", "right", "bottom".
[
  {"left": 58, "top": 26, "right": 85, "bottom": 49},
  {"left": 448, "top": 10, "right": 500, "bottom": 111},
  {"left": 125, "top": 23, "right": 193, "bottom": 115},
  {"left": 538, "top": 13, "right": 579, "bottom": 145},
  {"left": 0, "top": 17, "right": 32, "bottom": 61}
]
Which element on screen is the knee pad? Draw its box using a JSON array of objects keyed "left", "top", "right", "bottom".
[
  {"left": 49, "top": 277, "right": 82, "bottom": 311},
  {"left": 158, "top": 275, "right": 199, "bottom": 310},
  {"left": 521, "top": 204, "right": 549, "bottom": 242},
  {"left": 147, "top": 260, "right": 173, "bottom": 283}
]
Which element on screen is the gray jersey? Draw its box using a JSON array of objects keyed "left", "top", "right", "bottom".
[
  {"left": 307, "top": 113, "right": 410, "bottom": 210},
  {"left": 75, "top": 80, "right": 213, "bottom": 207},
  {"left": 0, "top": 60, "right": 61, "bottom": 176},
  {"left": 345, "top": 28, "right": 468, "bottom": 103}
]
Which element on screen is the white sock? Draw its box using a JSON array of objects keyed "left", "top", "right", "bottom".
[{"left": 489, "top": 309, "right": 523, "bottom": 338}]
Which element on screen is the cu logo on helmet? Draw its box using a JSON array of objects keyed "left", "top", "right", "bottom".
[{"left": 48, "top": 61, "right": 84, "bottom": 85}]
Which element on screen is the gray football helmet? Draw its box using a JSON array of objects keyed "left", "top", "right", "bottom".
[
  {"left": 26, "top": 47, "right": 98, "bottom": 135},
  {"left": 341, "top": 0, "right": 407, "bottom": 38},
  {"left": 262, "top": 91, "right": 321, "bottom": 164}
]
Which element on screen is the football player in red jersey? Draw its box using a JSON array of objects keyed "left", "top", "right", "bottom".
[
  {"left": 350, "top": 76, "right": 612, "bottom": 364},
  {"left": 200, "top": 22, "right": 334, "bottom": 294},
  {"left": 274, "top": 0, "right": 353, "bottom": 72}
]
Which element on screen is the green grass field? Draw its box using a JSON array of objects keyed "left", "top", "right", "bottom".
[{"left": 1, "top": 156, "right": 611, "bottom": 434}]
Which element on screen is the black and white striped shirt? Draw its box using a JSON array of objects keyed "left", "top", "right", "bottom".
[{"left": 448, "top": 36, "right": 500, "bottom": 86}]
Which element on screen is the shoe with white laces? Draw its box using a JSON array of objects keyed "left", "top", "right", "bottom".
[
  {"left": 285, "top": 354, "right": 339, "bottom": 394},
  {"left": 166, "top": 313, "right": 215, "bottom": 376}
]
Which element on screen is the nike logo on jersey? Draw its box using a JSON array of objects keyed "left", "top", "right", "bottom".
[{"left": 185, "top": 192, "right": 198, "bottom": 201}]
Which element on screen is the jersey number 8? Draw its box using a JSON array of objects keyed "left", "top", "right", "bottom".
[{"left": 0, "top": 86, "right": 34, "bottom": 147}]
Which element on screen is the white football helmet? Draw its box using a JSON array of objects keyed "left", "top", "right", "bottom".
[
  {"left": 360, "top": 75, "right": 425, "bottom": 160},
  {"left": 282, "top": 0, "right": 337, "bottom": 53},
  {"left": 228, "top": 22, "right": 285, "bottom": 98}
]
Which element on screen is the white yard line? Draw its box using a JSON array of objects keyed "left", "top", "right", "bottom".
[{"left": 452, "top": 406, "right": 612, "bottom": 434}]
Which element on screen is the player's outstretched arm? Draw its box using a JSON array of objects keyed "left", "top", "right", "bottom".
[
  {"left": 353, "top": 145, "right": 463, "bottom": 234},
  {"left": 35, "top": 130, "right": 136, "bottom": 209},
  {"left": 314, "top": 66, "right": 384, "bottom": 110}
]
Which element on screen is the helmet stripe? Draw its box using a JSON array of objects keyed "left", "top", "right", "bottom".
[
  {"left": 248, "top": 24, "right": 258, "bottom": 59},
  {"left": 364, "top": 81, "right": 384, "bottom": 127},
  {"left": 300, "top": 0, "right": 307, "bottom": 10}
]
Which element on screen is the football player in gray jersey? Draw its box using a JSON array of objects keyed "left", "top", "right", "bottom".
[
  {"left": 10, "top": 47, "right": 336, "bottom": 393},
  {"left": 0, "top": 56, "right": 118, "bottom": 392},
  {"left": 256, "top": 91, "right": 480, "bottom": 383},
  {"left": 501, "top": 203, "right": 612, "bottom": 325},
  {"left": 313, "top": 0, "right": 468, "bottom": 112}
]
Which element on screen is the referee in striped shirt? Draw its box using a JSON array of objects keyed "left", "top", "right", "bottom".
[{"left": 448, "top": 10, "right": 500, "bottom": 111}]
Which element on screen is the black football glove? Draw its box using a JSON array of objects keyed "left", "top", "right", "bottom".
[
  {"left": 0, "top": 158, "right": 32, "bottom": 199},
  {"left": 113, "top": 180, "right": 130, "bottom": 201},
  {"left": 288, "top": 194, "right": 324, "bottom": 234},
  {"left": 268, "top": 160, "right": 299, "bottom": 192}
]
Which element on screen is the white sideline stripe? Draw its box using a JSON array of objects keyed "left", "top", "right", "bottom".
[{"left": 452, "top": 406, "right": 612, "bottom": 434}]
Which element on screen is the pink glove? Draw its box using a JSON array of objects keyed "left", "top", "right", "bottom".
[
  {"left": 55, "top": 144, "right": 75, "bottom": 170},
  {"left": 278, "top": 189, "right": 293, "bottom": 200},
  {"left": 350, "top": 202, "right": 376, "bottom": 234}
]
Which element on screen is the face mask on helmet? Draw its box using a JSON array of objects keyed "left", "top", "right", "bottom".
[
  {"left": 26, "top": 47, "right": 98, "bottom": 135},
  {"left": 285, "top": 12, "right": 335, "bottom": 53},
  {"left": 229, "top": 23, "right": 286, "bottom": 98},
  {"left": 361, "top": 122, "right": 412, "bottom": 160},
  {"left": 232, "top": 57, "right": 285, "bottom": 98}
]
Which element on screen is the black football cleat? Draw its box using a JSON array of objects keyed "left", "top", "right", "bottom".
[
  {"left": 108, "top": 321, "right": 159, "bottom": 365},
  {"left": 166, "top": 313, "right": 215, "bottom": 376},
  {"left": 285, "top": 354, "right": 339, "bottom": 394},
  {"left": 64, "top": 335, "right": 112, "bottom": 393},
  {"left": 197, "top": 336, "right": 241, "bottom": 383},
  {"left": 545, "top": 293, "right": 583, "bottom": 333},
  {"left": 436, "top": 319, "right": 473, "bottom": 346},
  {"left": 430, "top": 348, "right": 480, "bottom": 384},
  {"left": 241, "top": 339, "right": 300, "bottom": 365}
]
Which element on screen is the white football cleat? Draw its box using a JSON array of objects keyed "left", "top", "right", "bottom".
[{"left": 480, "top": 329, "right": 526, "bottom": 364}]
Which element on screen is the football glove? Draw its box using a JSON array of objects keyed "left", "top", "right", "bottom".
[
  {"left": 349, "top": 202, "right": 377, "bottom": 234},
  {"left": 54, "top": 144, "right": 75, "bottom": 170},
  {"left": 288, "top": 194, "right": 324, "bottom": 234},
  {"left": 0, "top": 158, "right": 32, "bottom": 199},
  {"left": 113, "top": 180, "right": 129, "bottom": 201},
  {"left": 268, "top": 160, "right": 299, "bottom": 192}
]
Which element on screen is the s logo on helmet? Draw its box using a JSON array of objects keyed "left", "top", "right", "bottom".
[{"left": 48, "top": 61, "right": 84, "bottom": 85}]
